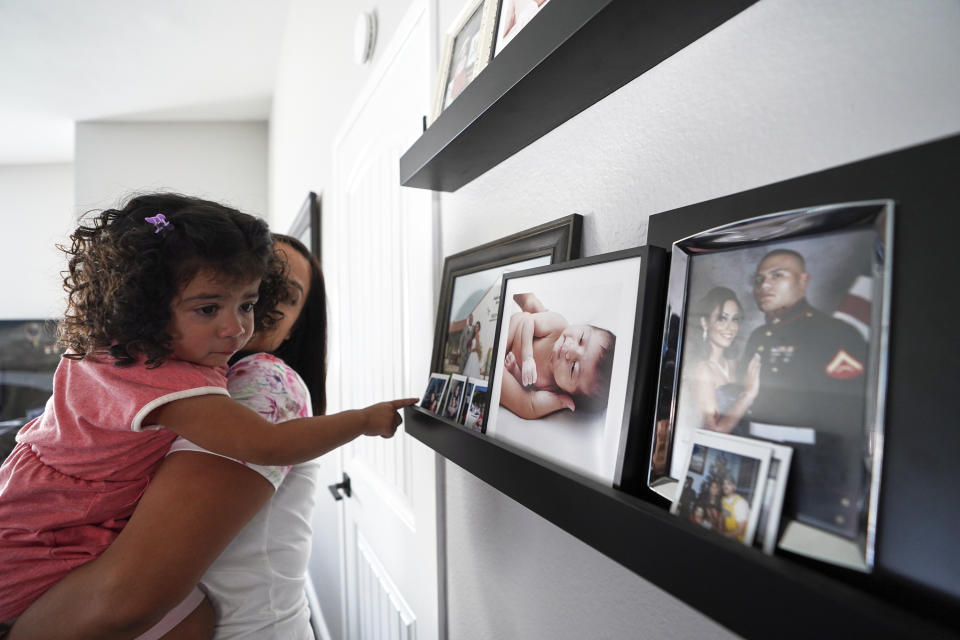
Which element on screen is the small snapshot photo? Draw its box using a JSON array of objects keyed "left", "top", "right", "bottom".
[
  {"left": 486, "top": 250, "right": 645, "bottom": 484},
  {"left": 703, "top": 431, "right": 793, "bottom": 554},
  {"left": 421, "top": 373, "right": 450, "bottom": 415},
  {"left": 494, "top": 0, "right": 551, "bottom": 56},
  {"left": 671, "top": 431, "right": 772, "bottom": 546},
  {"left": 443, "top": 2, "right": 484, "bottom": 109},
  {"left": 462, "top": 378, "right": 489, "bottom": 432},
  {"left": 457, "top": 379, "right": 478, "bottom": 424},
  {"left": 443, "top": 374, "right": 469, "bottom": 421},
  {"left": 442, "top": 255, "right": 550, "bottom": 379}
]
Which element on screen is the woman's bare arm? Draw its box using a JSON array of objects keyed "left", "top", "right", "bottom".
[
  {"left": 692, "top": 357, "right": 759, "bottom": 434},
  {"left": 8, "top": 451, "right": 274, "bottom": 640}
]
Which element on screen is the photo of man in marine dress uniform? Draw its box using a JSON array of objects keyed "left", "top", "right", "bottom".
[{"left": 742, "top": 248, "right": 868, "bottom": 538}]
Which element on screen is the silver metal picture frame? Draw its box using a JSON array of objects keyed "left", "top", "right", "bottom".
[{"left": 649, "top": 200, "right": 894, "bottom": 571}]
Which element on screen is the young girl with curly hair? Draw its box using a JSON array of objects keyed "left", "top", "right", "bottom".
[{"left": 0, "top": 193, "right": 415, "bottom": 634}]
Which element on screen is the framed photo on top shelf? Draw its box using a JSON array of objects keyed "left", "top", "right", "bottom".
[
  {"left": 494, "top": 0, "right": 552, "bottom": 57},
  {"left": 287, "top": 191, "right": 321, "bottom": 261},
  {"left": 431, "top": 214, "right": 582, "bottom": 382},
  {"left": 432, "top": 0, "right": 499, "bottom": 123},
  {"left": 649, "top": 200, "right": 893, "bottom": 571},
  {"left": 485, "top": 246, "right": 666, "bottom": 486}
]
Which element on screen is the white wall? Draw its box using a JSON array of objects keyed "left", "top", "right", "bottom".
[
  {"left": 438, "top": 0, "right": 960, "bottom": 639},
  {"left": 269, "top": 0, "right": 415, "bottom": 232},
  {"left": 0, "top": 163, "right": 74, "bottom": 319},
  {"left": 268, "top": 3, "right": 417, "bottom": 639},
  {"left": 74, "top": 121, "right": 268, "bottom": 218}
]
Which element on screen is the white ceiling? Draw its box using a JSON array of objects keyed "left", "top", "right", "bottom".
[{"left": 0, "top": 0, "right": 292, "bottom": 165}]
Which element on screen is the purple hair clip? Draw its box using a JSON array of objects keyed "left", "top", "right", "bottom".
[{"left": 144, "top": 213, "right": 171, "bottom": 234}]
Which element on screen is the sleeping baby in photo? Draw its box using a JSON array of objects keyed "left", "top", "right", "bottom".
[{"left": 500, "top": 292, "right": 616, "bottom": 419}]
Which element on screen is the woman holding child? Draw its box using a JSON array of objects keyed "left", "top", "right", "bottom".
[{"left": 5, "top": 195, "right": 410, "bottom": 639}]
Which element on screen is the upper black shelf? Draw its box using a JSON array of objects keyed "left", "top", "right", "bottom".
[{"left": 400, "top": 0, "right": 759, "bottom": 192}]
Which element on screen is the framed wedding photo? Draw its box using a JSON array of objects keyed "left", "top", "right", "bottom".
[
  {"left": 485, "top": 246, "right": 666, "bottom": 486},
  {"left": 648, "top": 200, "right": 893, "bottom": 570},
  {"left": 431, "top": 214, "right": 582, "bottom": 383},
  {"left": 432, "top": 0, "right": 499, "bottom": 122}
]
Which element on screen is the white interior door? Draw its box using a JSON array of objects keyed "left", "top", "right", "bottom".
[{"left": 325, "top": 3, "right": 439, "bottom": 639}]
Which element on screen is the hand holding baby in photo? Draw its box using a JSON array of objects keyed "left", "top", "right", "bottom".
[{"left": 499, "top": 292, "right": 616, "bottom": 420}]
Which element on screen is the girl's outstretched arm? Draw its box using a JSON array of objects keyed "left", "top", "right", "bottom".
[
  {"left": 148, "top": 396, "right": 418, "bottom": 467},
  {"left": 8, "top": 451, "right": 274, "bottom": 640}
]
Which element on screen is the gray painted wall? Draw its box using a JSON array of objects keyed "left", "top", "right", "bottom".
[
  {"left": 0, "top": 163, "right": 74, "bottom": 319},
  {"left": 437, "top": 0, "right": 960, "bottom": 638}
]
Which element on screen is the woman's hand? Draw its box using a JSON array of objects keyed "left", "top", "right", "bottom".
[{"left": 362, "top": 398, "right": 419, "bottom": 438}]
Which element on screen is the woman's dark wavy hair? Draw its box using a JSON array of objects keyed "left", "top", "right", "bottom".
[
  {"left": 58, "top": 193, "right": 287, "bottom": 368},
  {"left": 268, "top": 234, "right": 328, "bottom": 416},
  {"left": 689, "top": 286, "right": 743, "bottom": 360}
]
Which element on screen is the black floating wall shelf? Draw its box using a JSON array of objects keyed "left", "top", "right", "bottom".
[
  {"left": 406, "top": 406, "right": 954, "bottom": 639},
  {"left": 405, "top": 132, "right": 960, "bottom": 639},
  {"left": 400, "top": 0, "right": 760, "bottom": 192}
]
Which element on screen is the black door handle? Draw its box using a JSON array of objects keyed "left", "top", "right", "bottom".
[{"left": 328, "top": 473, "right": 352, "bottom": 501}]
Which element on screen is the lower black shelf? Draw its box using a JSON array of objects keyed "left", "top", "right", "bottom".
[{"left": 405, "top": 405, "right": 957, "bottom": 639}]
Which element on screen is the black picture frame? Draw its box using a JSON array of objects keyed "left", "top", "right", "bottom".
[
  {"left": 429, "top": 214, "right": 583, "bottom": 378},
  {"left": 287, "top": 191, "right": 321, "bottom": 261},
  {"left": 648, "top": 200, "right": 893, "bottom": 572},
  {"left": 484, "top": 245, "right": 666, "bottom": 488}
]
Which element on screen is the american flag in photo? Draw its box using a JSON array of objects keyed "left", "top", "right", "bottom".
[{"left": 833, "top": 275, "right": 872, "bottom": 340}]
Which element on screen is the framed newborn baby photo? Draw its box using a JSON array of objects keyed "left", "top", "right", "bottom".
[{"left": 485, "top": 246, "right": 666, "bottom": 486}]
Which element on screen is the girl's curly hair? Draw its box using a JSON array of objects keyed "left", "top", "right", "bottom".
[{"left": 58, "top": 193, "right": 287, "bottom": 367}]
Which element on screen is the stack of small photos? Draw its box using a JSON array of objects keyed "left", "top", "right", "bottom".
[
  {"left": 421, "top": 372, "right": 489, "bottom": 433},
  {"left": 670, "top": 431, "right": 792, "bottom": 554}
]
